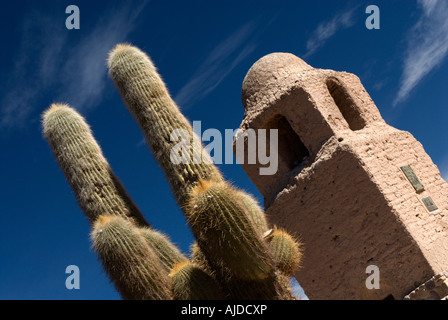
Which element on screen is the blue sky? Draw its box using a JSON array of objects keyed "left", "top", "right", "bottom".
[{"left": 0, "top": 0, "right": 447, "bottom": 299}]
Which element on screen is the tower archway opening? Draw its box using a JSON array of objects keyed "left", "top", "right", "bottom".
[
  {"left": 265, "top": 115, "right": 310, "bottom": 171},
  {"left": 326, "top": 77, "right": 367, "bottom": 131}
]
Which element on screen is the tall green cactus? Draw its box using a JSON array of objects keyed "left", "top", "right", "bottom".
[
  {"left": 107, "top": 44, "right": 223, "bottom": 208},
  {"left": 236, "top": 190, "right": 269, "bottom": 234},
  {"left": 42, "top": 103, "right": 149, "bottom": 227},
  {"left": 42, "top": 43, "right": 303, "bottom": 300},
  {"left": 91, "top": 215, "right": 172, "bottom": 300}
]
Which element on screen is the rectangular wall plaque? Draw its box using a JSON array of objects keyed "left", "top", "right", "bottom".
[
  {"left": 400, "top": 165, "right": 425, "bottom": 192},
  {"left": 421, "top": 196, "right": 438, "bottom": 212}
]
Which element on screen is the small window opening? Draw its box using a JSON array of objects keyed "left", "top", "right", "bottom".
[
  {"left": 266, "top": 115, "right": 310, "bottom": 170},
  {"left": 326, "top": 77, "right": 367, "bottom": 131}
]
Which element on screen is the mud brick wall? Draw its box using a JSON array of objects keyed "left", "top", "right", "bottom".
[{"left": 235, "top": 52, "right": 448, "bottom": 299}]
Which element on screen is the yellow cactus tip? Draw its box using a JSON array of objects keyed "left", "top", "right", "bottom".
[
  {"left": 98, "top": 215, "right": 113, "bottom": 224},
  {"left": 51, "top": 102, "right": 70, "bottom": 110},
  {"left": 107, "top": 43, "right": 134, "bottom": 66},
  {"left": 192, "top": 179, "right": 215, "bottom": 195},
  {"left": 169, "top": 261, "right": 190, "bottom": 277},
  {"left": 49, "top": 103, "right": 60, "bottom": 110},
  {"left": 42, "top": 103, "right": 69, "bottom": 119}
]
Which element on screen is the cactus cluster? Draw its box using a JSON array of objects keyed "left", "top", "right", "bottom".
[{"left": 42, "top": 44, "right": 303, "bottom": 300}]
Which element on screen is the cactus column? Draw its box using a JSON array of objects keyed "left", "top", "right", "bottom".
[
  {"left": 108, "top": 44, "right": 223, "bottom": 208},
  {"left": 42, "top": 103, "right": 149, "bottom": 227},
  {"left": 91, "top": 215, "right": 172, "bottom": 300}
]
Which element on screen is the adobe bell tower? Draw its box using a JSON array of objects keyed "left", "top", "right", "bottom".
[{"left": 234, "top": 52, "right": 448, "bottom": 299}]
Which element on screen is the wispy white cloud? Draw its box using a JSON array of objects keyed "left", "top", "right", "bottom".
[
  {"left": 394, "top": 0, "right": 448, "bottom": 105},
  {"left": 0, "top": 13, "right": 68, "bottom": 128},
  {"left": 0, "top": 2, "right": 148, "bottom": 128},
  {"left": 174, "top": 22, "right": 257, "bottom": 108},
  {"left": 419, "top": 0, "right": 439, "bottom": 16},
  {"left": 303, "top": 6, "right": 357, "bottom": 59},
  {"left": 57, "top": 3, "right": 147, "bottom": 109}
]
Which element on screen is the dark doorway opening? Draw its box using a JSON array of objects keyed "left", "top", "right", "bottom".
[
  {"left": 327, "top": 77, "right": 367, "bottom": 131},
  {"left": 265, "top": 115, "right": 310, "bottom": 170}
]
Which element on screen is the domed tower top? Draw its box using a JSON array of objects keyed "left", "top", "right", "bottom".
[
  {"left": 242, "top": 52, "right": 313, "bottom": 112},
  {"left": 241, "top": 52, "right": 383, "bottom": 131}
]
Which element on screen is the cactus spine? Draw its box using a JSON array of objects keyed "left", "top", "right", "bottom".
[
  {"left": 42, "top": 104, "right": 149, "bottom": 227},
  {"left": 91, "top": 215, "right": 172, "bottom": 300}
]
